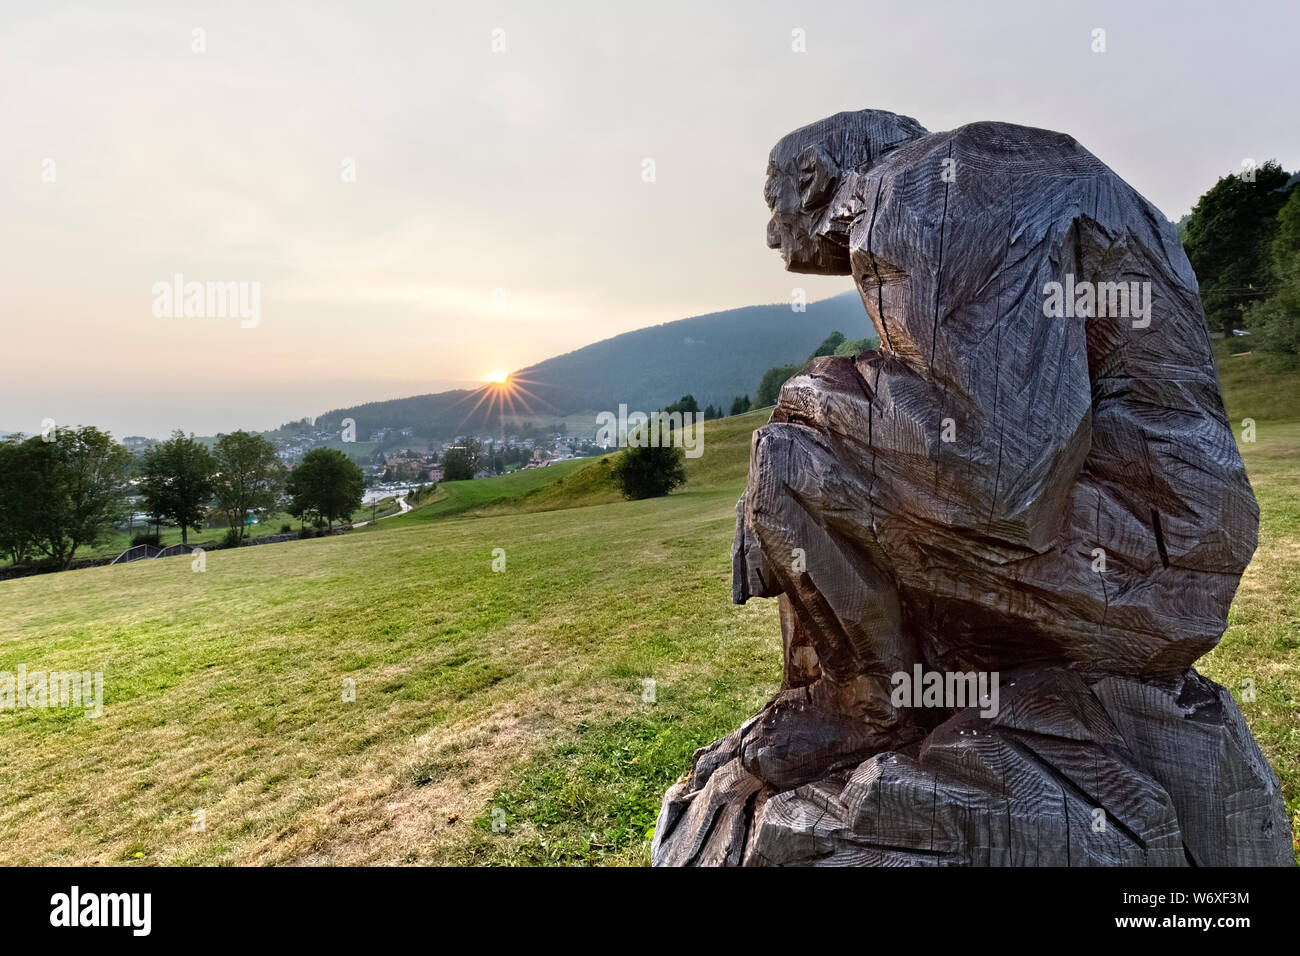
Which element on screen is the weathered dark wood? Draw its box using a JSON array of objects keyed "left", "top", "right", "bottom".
[
  {"left": 655, "top": 668, "right": 1291, "bottom": 866},
  {"left": 653, "top": 109, "right": 1293, "bottom": 866}
]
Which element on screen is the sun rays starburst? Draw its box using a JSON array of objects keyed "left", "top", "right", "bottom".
[{"left": 446, "top": 371, "right": 554, "bottom": 435}]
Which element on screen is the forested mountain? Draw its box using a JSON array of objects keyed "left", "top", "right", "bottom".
[{"left": 315, "top": 291, "right": 874, "bottom": 438}]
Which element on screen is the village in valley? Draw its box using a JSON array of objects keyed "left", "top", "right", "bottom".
[{"left": 122, "top": 419, "right": 606, "bottom": 491}]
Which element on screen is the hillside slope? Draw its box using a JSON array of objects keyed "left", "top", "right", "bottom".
[
  {"left": 315, "top": 292, "right": 869, "bottom": 438},
  {"left": 388, "top": 407, "right": 772, "bottom": 523}
]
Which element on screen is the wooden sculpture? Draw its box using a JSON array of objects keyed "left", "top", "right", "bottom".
[{"left": 651, "top": 110, "right": 1294, "bottom": 866}]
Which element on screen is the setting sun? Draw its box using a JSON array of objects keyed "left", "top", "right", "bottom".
[{"left": 485, "top": 370, "right": 509, "bottom": 384}]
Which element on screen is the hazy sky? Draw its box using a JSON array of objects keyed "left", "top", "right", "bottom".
[{"left": 3, "top": 0, "right": 1297, "bottom": 437}]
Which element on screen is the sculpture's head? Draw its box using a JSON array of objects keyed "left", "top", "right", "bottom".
[{"left": 765, "top": 109, "right": 928, "bottom": 274}]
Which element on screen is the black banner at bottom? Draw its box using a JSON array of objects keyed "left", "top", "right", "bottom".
[{"left": 2, "top": 864, "right": 1295, "bottom": 941}]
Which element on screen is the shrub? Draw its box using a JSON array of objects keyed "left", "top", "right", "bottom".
[
  {"left": 611, "top": 434, "right": 686, "bottom": 500},
  {"left": 131, "top": 532, "right": 161, "bottom": 547},
  {"left": 280, "top": 523, "right": 292, "bottom": 534},
  {"left": 222, "top": 528, "right": 242, "bottom": 547}
]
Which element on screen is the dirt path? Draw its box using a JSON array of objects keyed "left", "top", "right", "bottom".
[{"left": 353, "top": 495, "right": 410, "bottom": 528}]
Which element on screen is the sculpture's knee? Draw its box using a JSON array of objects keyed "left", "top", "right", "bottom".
[
  {"left": 745, "top": 422, "right": 827, "bottom": 520},
  {"left": 732, "top": 426, "right": 810, "bottom": 603},
  {"left": 742, "top": 422, "right": 914, "bottom": 681}
]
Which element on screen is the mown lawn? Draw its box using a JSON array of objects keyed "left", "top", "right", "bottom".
[
  {"left": 0, "top": 459, "right": 778, "bottom": 865},
  {"left": 0, "top": 401, "right": 1295, "bottom": 865}
]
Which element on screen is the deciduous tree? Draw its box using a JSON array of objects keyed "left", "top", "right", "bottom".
[
  {"left": 1, "top": 427, "right": 130, "bottom": 567},
  {"left": 213, "top": 430, "right": 283, "bottom": 543},
  {"left": 285, "top": 448, "right": 364, "bottom": 530},
  {"left": 1184, "top": 161, "right": 1292, "bottom": 335},
  {"left": 139, "top": 431, "right": 216, "bottom": 545}
]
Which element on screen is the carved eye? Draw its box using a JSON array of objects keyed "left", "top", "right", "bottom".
[
  {"left": 799, "top": 169, "right": 831, "bottom": 208},
  {"left": 796, "top": 146, "right": 835, "bottom": 208}
]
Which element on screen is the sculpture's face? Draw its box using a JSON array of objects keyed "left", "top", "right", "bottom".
[
  {"left": 764, "top": 110, "right": 929, "bottom": 276},
  {"left": 764, "top": 142, "right": 847, "bottom": 275}
]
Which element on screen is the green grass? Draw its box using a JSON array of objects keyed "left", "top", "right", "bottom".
[
  {"left": 1200, "top": 419, "right": 1300, "bottom": 852},
  {"left": 391, "top": 458, "right": 597, "bottom": 522},
  {"left": 1215, "top": 343, "right": 1300, "bottom": 423},
  {"left": 0, "top": 417, "right": 778, "bottom": 864},
  {"left": 391, "top": 407, "right": 771, "bottom": 523},
  {"left": 476, "top": 408, "right": 770, "bottom": 518},
  {"left": 0, "top": 399, "right": 1294, "bottom": 865}
]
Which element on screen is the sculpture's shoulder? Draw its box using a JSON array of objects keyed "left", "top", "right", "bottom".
[
  {"left": 838, "top": 119, "right": 1171, "bottom": 251},
  {"left": 871, "top": 120, "right": 1111, "bottom": 181},
  {"left": 830, "top": 122, "right": 1108, "bottom": 226}
]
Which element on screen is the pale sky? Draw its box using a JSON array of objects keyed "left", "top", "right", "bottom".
[{"left": 2, "top": 0, "right": 1297, "bottom": 437}]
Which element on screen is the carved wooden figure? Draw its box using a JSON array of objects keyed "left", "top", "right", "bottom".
[{"left": 652, "top": 110, "right": 1293, "bottom": 866}]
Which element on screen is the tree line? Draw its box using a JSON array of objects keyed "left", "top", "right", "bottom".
[
  {"left": 0, "top": 427, "right": 366, "bottom": 570},
  {"left": 136, "top": 433, "right": 364, "bottom": 544},
  {"left": 1184, "top": 160, "right": 1300, "bottom": 352},
  {"left": 655, "top": 394, "right": 753, "bottom": 420}
]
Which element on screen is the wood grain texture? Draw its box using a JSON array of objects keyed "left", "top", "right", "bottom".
[
  {"left": 654, "top": 110, "right": 1293, "bottom": 867},
  {"left": 654, "top": 668, "right": 1291, "bottom": 866}
]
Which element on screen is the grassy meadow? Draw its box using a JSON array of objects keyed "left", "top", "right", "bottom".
[{"left": 0, "top": 374, "right": 1297, "bottom": 864}]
